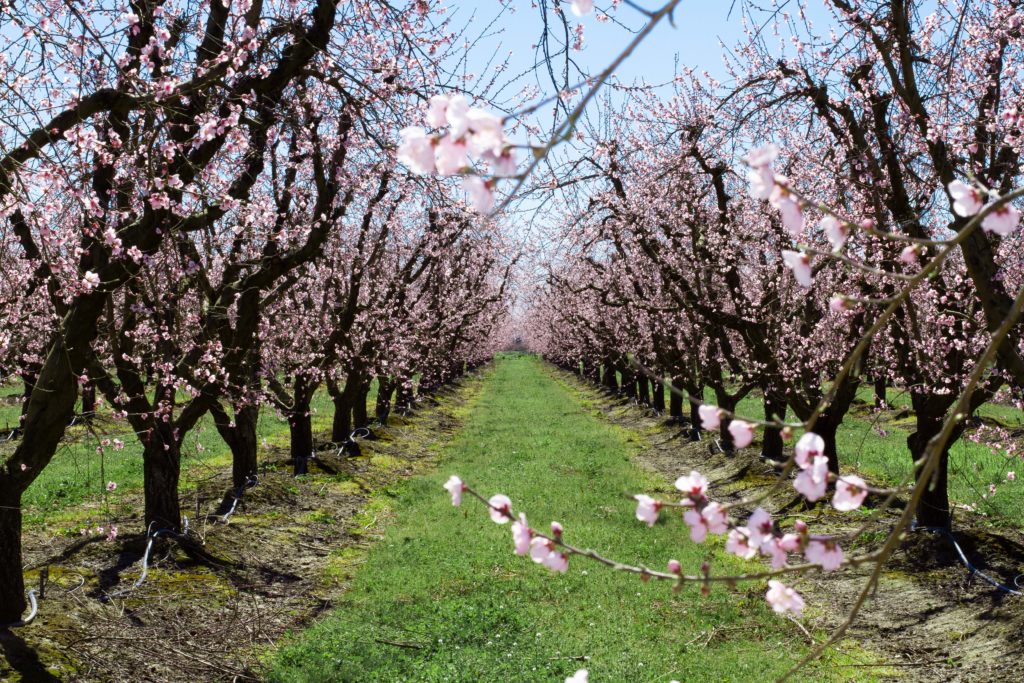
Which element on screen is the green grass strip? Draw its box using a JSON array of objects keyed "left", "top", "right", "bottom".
[{"left": 269, "top": 355, "right": 868, "bottom": 682}]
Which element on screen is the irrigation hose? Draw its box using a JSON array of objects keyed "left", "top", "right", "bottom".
[
  {"left": 0, "top": 589, "right": 38, "bottom": 629},
  {"left": 913, "top": 524, "right": 1023, "bottom": 596}
]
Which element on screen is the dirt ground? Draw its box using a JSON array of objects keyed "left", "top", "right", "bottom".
[
  {"left": 0, "top": 377, "right": 483, "bottom": 683},
  {"left": 550, "top": 366, "right": 1024, "bottom": 683}
]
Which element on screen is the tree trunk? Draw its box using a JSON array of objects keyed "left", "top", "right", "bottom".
[
  {"left": 761, "top": 389, "right": 787, "bottom": 462},
  {"left": 637, "top": 374, "right": 650, "bottom": 406},
  {"left": 329, "top": 383, "right": 351, "bottom": 444},
  {"left": 211, "top": 402, "right": 259, "bottom": 491},
  {"left": 375, "top": 378, "right": 395, "bottom": 425},
  {"left": 142, "top": 427, "right": 182, "bottom": 531},
  {"left": 290, "top": 407, "right": 314, "bottom": 476},
  {"left": 602, "top": 360, "right": 619, "bottom": 393},
  {"left": 668, "top": 376, "right": 684, "bottom": 421},
  {"left": 908, "top": 393, "right": 959, "bottom": 529},
  {"left": 80, "top": 382, "right": 96, "bottom": 420},
  {"left": 716, "top": 395, "right": 739, "bottom": 454},
  {"left": 0, "top": 487, "right": 25, "bottom": 623},
  {"left": 395, "top": 377, "right": 415, "bottom": 415},
  {"left": 651, "top": 378, "right": 665, "bottom": 413},
  {"left": 874, "top": 376, "right": 887, "bottom": 409},
  {"left": 620, "top": 365, "right": 637, "bottom": 400},
  {"left": 353, "top": 380, "right": 370, "bottom": 428},
  {"left": 230, "top": 404, "right": 259, "bottom": 489}
]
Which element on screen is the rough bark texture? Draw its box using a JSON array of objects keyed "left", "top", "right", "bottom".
[
  {"left": 375, "top": 378, "right": 395, "bottom": 425},
  {"left": 290, "top": 409, "right": 314, "bottom": 476},
  {"left": 0, "top": 490, "right": 24, "bottom": 623},
  {"left": 761, "top": 390, "right": 787, "bottom": 462},
  {"left": 142, "top": 429, "right": 183, "bottom": 531}
]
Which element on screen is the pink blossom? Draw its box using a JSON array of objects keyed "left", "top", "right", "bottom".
[
  {"left": 746, "top": 507, "right": 773, "bottom": 547},
  {"left": 698, "top": 404, "right": 721, "bottom": 430},
  {"left": 106, "top": 481, "right": 117, "bottom": 492},
  {"left": 462, "top": 175, "right": 494, "bottom": 213},
  {"left": 107, "top": 525, "right": 118, "bottom": 541},
  {"left": 829, "top": 295, "right": 850, "bottom": 313},
  {"left": 426, "top": 94, "right": 449, "bottom": 128},
  {"left": 529, "top": 537, "right": 568, "bottom": 573},
  {"left": 805, "top": 539, "right": 844, "bottom": 571},
  {"left": 570, "top": 0, "right": 593, "bottom": 16},
  {"left": 634, "top": 494, "right": 661, "bottom": 527},
  {"left": 511, "top": 513, "right": 531, "bottom": 555},
  {"left": 781, "top": 250, "right": 812, "bottom": 287},
  {"left": 832, "top": 475, "right": 868, "bottom": 511},
  {"left": 149, "top": 191, "right": 170, "bottom": 210},
  {"left": 766, "top": 580, "right": 805, "bottom": 616},
  {"left": 745, "top": 144, "right": 779, "bottom": 168},
  {"left": 684, "top": 501, "right": 727, "bottom": 543},
  {"left": 728, "top": 420, "right": 755, "bottom": 449},
  {"left": 948, "top": 180, "right": 984, "bottom": 217},
  {"left": 465, "top": 109, "right": 505, "bottom": 157},
  {"left": 726, "top": 527, "right": 757, "bottom": 559},
  {"left": 82, "top": 271, "right": 101, "bottom": 290},
  {"left": 760, "top": 537, "right": 789, "bottom": 568},
  {"left": 674, "top": 470, "right": 708, "bottom": 498},
  {"left": 1008, "top": 471, "right": 1016, "bottom": 482},
  {"left": 443, "top": 475, "right": 464, "bottom": 506},
  {"left": 900, "top": 245, "right": 919, "bottom": 264},
  {"left": 444, "top": 95, "right": 471, "bottom": 138},
  {"left": 397, "top": 126, "right": 435, "bottom": 175},
  {"left": 794, "top": 432, "right": 824, "bottom": 469},
  {"left": 981, "top": 202, "right": 1021, "bottom": 236},
  {"left": 747, "top": 166, "right": 775, "bottom": 200},
  {"left": 486, "top": 149, "right": 517, "bottom": 177},
  {"left": 778, "top": 532, "right": 803, "bottom": 553},
  {"left": 772, "top": 192, "right": 804, "bottom": 237},
  {"left": 820, "top": 215, "right": 848, "bottom": 250},
  {"left": 667, "top": 559, "right": 681, "bottom": 573},
  {"left": 794, "top": 455, "right": 829, "bottom": 502},
  {"left": 488, "top": 494, "right": 512, "bottom": 523},
  {"left": 434, "top": 136, "right": 469, "bottom": 175}
]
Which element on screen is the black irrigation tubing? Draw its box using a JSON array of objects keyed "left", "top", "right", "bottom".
[
  {"left": 0, "top": 589, "right": 38, "bottom": 629},
  {"left": 914, "top": 523, "right": 1024, "bottom": 596},
  {"left": 206, "top": 475, "right": 259, "bottom": 524},
  {"left": 103, "top": 524, "right": 187, "bottom": 601}
]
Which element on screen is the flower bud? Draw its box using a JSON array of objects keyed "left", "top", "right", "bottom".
[{"left": 668, "top": 559, "right": 682, "bottom": 574}]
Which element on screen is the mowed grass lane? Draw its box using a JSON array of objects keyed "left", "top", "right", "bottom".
[{"left": 270, "top": 355, "right": 860, "bottom": 682}]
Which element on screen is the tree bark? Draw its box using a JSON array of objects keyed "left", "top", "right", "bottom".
[
  {"left": 353, "top": 380, "right": 370, "bottom": 428},
  {"left": 80, "top": 382, "right": 96, "bottom": 420},
  {"left": 375, "top": 378, "right": 395, "bottom": 426},
  {"left": 651, "top": 378, "right": 665, "bottom": 413},
  {"left": 668, "top": 376, "right": 684, "bottom": 421},
  {"left": 142, "top": 427, "right": 183, "bottom": 531},
  {"left": 0, "top": 488, "right": 25, "bottom": 623},
  {"left": 874, "top": 376, "right": 887, "bottom": 409},
  {"left": 761, "top": 389, "right": 787, "bottom": 462},
  {"left": 290, "top": 407, "right": 314, "bottom": 476},
  {"left": 328, "top": 380, "right": 350, "bottom": 443},
  {"left": 908, "top": 393, "right": 960, "bottom": 529},
  {"left": 602, "top": 359, "right": 619, "bottom": 393},
  {"left": 636, "top": 374, "right": 650, "bottom": 406}
]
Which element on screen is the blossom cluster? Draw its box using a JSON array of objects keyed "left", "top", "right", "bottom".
[
  {"left": 397, "top": 95, "right": 517, "bottom": 213},
  {"left": 745, "top": 144, "right": 1023, "bottom": 291}
]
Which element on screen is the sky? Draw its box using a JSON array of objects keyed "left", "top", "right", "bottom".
[{"left": 451, "top": 1, "right": 838, "bottom": 103}]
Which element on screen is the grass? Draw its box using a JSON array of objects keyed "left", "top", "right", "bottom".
[
  {"left": 268, "top": 354, "right": 871, "bottom": 682},
  {"left": 1, "top": 382, "right": 377, "bottom": 527},
  {"left": 697, "top": 386, "right": 1024, "bottom": 527}
]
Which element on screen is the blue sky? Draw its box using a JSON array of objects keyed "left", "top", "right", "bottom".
[{"left": 453, "top": 0, "right": 837, "bottom": 102}]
